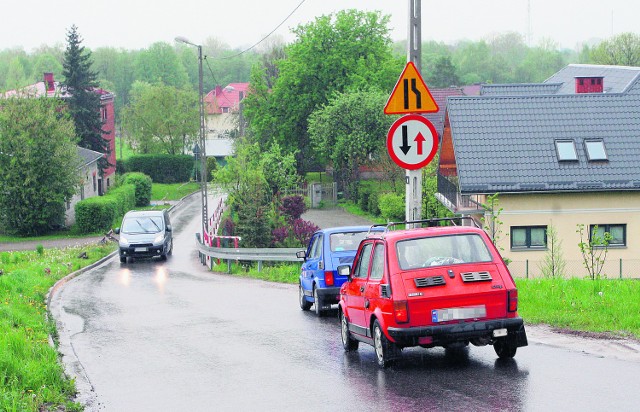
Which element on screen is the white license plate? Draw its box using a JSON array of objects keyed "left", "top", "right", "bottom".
[
  {"left": 134, "top": 247, "right": 148, "bottom": 252},
  {"left": 432, "top": 305, "right": 486, "bottom": 323}
]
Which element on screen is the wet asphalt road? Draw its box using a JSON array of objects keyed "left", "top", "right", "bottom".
[{"left": 50, "top": 193, "right": 640, "bottom": 411}]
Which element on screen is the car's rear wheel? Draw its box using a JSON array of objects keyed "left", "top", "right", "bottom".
[
  {"left": 373, "top": 319, "right": 396, "bottom": 368},
  {"left": 494, "top": 338, "right": 517, "bottom": 359},
  {"left": 341, "top": 310, "right": 359, "bottom": 351},
  {"left": 299, "top": 284, "right": 312, "bottom": 311},
  {"left": 313, "top": 286, "right": 324, "bottom": 316}
]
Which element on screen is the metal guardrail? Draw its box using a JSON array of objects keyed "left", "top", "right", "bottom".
[{"left": 195, "top": 234, "right": 303, "bottom": 271}]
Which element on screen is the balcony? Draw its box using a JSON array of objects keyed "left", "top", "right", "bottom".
[{"left": 436, "top": 173, "right": 484, "bottom": 214}]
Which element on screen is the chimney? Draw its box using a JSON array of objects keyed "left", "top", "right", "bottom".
[
  {"left": 575, "top": 76, "right": 604, "bottom": 94},
  {"left": 215, "top": 85, "right": 223, "bottom": 96},
  {"left": 44, "top": 73, "right": 55, "bottom": 92}
]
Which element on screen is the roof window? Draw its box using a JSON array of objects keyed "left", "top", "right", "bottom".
[
  {"left": 584, "top": 139, "right": 608, "bottom": 161},
  {"left": 555, "top": 140, "right": 578, "bottom": 161}
]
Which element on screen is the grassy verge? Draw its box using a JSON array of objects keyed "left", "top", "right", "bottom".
[
  {"left": 0, "top": 243, "right": 117, "bottom": 411},
  {"left": 151, "top": 182, "right": 200, "bottom": 202},
  {"left": 211, "top": 261, "right": 300, "bottom": 284},
  {"left": 516, "top": 277, "right": 640, "bottom": 339}
]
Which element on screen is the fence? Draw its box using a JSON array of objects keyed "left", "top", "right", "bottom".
[
  {"left": 508, "top": 259, "right": 640, "bottom": 279},
  {"left": 196, "top": 234, "right": 302, "bottom": 272}
]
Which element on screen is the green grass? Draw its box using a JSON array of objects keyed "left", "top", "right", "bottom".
[
  {"left": 516, "top": 278, "right": 640, "bottom": 339},
  {"left": 151, "top": 182, "right": 200, "bottom": 202},
  {"left": 339, "top": 200, "right": 386, "bottom": 224},
  {"left": 0, "top": 243, "right": 117, "bottom": 411},
  {"left": 211, "top": 261, "right": 300, "bottom": 284},
  {"left": 115, "top": 137, "right": 135, "bottom": 161}
]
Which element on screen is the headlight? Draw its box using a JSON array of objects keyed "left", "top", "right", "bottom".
[
  {"left": 153, "top": 234, "right": 165, "bottom": 245},
  {"left": 119, "top": 235, "right": 129, "bottom": 247}
]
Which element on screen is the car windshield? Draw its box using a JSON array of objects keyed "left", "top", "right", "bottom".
[
  {"left": 122, "top": 216, "right": 163, "bottom": 234},
  {"left": 396, "top": 233, "right": 493, "bottom": 270},
  {"left": 330, "top": 231, "right": 369, "bottom": 252}
]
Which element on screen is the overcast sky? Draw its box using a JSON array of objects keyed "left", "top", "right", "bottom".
[{"left": 3, "top": 0, "right": 639, "bottom": 52}]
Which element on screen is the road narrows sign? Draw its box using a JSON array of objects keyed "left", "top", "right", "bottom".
[
  {"left": 384, "top": 61, "right": 439, "bottom": 115},
  {"left": 387, "top": 114, "right": 439, "bottom": 170}
]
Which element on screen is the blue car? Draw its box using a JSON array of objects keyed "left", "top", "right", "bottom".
[{"left": 297, "top": 226, "right": 379, "bottom": 316}]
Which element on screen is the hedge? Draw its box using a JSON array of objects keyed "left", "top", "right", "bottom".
[
  {"left": 378, "top": 192, "right": 405, "bottom": 222},
  {"left": 75, "top": 183, "right": 136, "bottom": 233},
  {"left": 124, "top": 154, "right": 193, "bottom": 183},
  {"left": 122, "top": 172, "right": 152, "bottom": 206}
]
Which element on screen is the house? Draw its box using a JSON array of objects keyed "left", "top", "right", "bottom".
[
  {"left": 65, "top": 147, "right": 104, "bottom": 226},
  {"left": 3, "top": 72, "right": 116, "bottom": 191},
  {"left": 436, "top": 64, "right": 640, "bottom": 278},
  {"left": 203, "top": 83, "right": 249, "bottom": 162}
]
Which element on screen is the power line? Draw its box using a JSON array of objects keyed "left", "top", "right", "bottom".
[{"left": 213, "top": 0, "right": 306, "bottom": 60}]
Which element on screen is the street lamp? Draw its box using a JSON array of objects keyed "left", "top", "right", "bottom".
[{"left": 176, "top": 36, "right": 208, "bottom": 237}]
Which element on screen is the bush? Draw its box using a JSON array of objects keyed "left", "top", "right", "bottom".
[
  {"left": 358, "top": 187, "right": 371, "bottom": 212},
  {"left": 206, "top": 157, "right": 218, "bottom": 182},
  {"left": 124, "top": 154, "right": 192, "bottom": 183},
  {"left": 280, "top": 195, "right": 306, "bottom": 221},
  {"left": 122, "top": 172, "right": 152, "bottom": 206},
  {"left": 75, "top": 183, "right": 135, "bottom": 233},
  {"left": 368, "top": 191, "right": 380, "bottom": 216},
  {"left": 378, "top": 192, "right": 405, "bottom": 221}
]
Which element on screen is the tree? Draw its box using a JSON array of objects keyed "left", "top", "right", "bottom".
[
  {"left": 591, "top": 32, "right": 640, "bottom": 66},
  {"left": 577, "top": 224, "right": 612, "bottom": 280},
  {"left": 0, "top": 98, "right": 79, "bottom": 235},
  {"left": 244, "top": 9, "right": 402, "bottom": 173},
  {"left": 134, "top": 42, "right": 189, "bottom": 89},
  {"left": 122, "top": 81, "right": 199, "bottom": 155},
  {"left": 539, "top": 225, "right": 566, "bottom": 278},
  {"left": 426, "top": 55, "right": 460, "bottom": 88},
  {"left": 62, "top": 25, "right": 110, "bottom": 173},
  {"left": 308, "top": 89, "right": 395, "bottom": 199}
]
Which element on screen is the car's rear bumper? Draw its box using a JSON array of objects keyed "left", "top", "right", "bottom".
[
  {"left": 120, "top": 245, "right": 165, "bottom": 258},
  {"left": 315, "top": 286, "right": 341, "bottom": 303},
  {"left": 387, "top": 317, "right": 528, "bottom": 347}
]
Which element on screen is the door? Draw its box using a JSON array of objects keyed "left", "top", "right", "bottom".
[
  {"left": 364, "top": 242, "right": 386, "bottom": 326},
  {"left": 344, "top": 242, "right": 374, "bottom": 336}
]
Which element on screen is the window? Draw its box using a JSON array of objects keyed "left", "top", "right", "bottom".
[
  {"left": 353, "top": 243, "right": 373, "bottom": 279},
  {"left": 511, "top": 226, "right": 547, "bottom": 249},
  {"left": 369, "top": 244, "right": 385, "bottom": 280},
  {"left": 590, "top": 224, "right": 626, "bottom": 247},
  {"left": 309, "top": 234, "right": 322, "bottom": 259},
  {"left": 555, "top": 140, "right": 578, "bottom": 161},
  {"left": 584, "top": 139, "right": 608, "bottom": 161}
]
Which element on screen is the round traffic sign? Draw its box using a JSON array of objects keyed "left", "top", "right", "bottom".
[{"left": 386, "top": 114, "right": 439, "bottom": 170}]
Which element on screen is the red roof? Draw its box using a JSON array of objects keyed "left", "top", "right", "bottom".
[
  {"left": 204, "top": 83, "right": 249, "bottom": 114},
  {"left": 422, "top": 87, "right": 465, "bottom": 137}
]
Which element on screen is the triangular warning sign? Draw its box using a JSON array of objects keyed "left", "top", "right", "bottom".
[{"left": 384, "top": 61, "right": 439, "bottom": 115}]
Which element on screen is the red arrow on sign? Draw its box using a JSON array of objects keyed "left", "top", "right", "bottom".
[{"left": 415, "top": 132, "right": 426, "bottom": 155}]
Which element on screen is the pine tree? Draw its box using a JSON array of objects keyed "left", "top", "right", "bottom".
[{"left": 62, "top": 25, "right": 110, "bottom": 173}]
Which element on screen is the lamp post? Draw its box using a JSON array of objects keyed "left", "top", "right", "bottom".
[{"left": 176, "top": 36, "right": 208, "bottom": 237}]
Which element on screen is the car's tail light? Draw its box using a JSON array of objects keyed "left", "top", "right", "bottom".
[
  {"left": 394, "top": 300, "right": 409, "bottom": 323},
  {"left": 507, "top": 289, "right": 518, "bottom": 312},
  {"left": 324, "top": 271, "right": 334, "bottom": 286}
]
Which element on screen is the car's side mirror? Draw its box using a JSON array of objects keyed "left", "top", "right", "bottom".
[
  {"left": 114, "top": 228, "right": 120, "bottom": 234},
  {"left": 296, "top": 250, "right": 307, "bottom": 260},
  {"left": 337, "top": 264, "right": 351, "bottom": 279},
  {"left": 166, "top": 225, "right": 172, "bottom": 232}
]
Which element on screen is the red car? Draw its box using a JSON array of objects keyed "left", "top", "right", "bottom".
[{"left": 338, "top": 218, "right": 528, "bottom": 368}]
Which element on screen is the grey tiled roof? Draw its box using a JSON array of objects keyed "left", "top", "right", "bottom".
[
  {"left": 446, "top": 73, "right": 640, "bottom": 194},
  {"left": 77, "top": 147, "right": 103, "bottom": 168},
  {"left": 481, "top": 83, "right": 561, "bottom": 96},
  {"left": 544, "top": 64, "right": 640, "bottom": 94}
]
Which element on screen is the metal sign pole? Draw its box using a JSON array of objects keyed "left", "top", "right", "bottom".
[{"left": 406, "top": 0, "right": 422, "bottom": 225}]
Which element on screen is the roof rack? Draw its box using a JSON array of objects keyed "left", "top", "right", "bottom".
[{"left": 368, "top": 217, "right": 480, "bottom": 235}]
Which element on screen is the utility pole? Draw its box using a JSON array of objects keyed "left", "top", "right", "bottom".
[{"left": 406, "top": 0, "right": 422, "bottom": 225}]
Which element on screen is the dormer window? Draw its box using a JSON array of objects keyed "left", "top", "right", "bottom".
[
  {"left": 555, "top": 140, "right": 578, "bottom": 161},
  {"left": 584, "top": 139, "right": 608, "bottom": 161}
]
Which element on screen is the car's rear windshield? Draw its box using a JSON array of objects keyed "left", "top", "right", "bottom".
[
  {"left": 122, "top": 216, "right": 164, "bottom": 234},
  {"left": 330, "top": 231, "right": 369, "bottom": 252},
  {"left": 396, "top": 233, "right": 493, "bottom": 270}
]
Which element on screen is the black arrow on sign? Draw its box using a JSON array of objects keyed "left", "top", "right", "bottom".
[{"left": 400, "top": 125, "right": 411, "bottom": 155}]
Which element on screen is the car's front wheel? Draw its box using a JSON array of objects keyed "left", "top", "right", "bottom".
[
  {"left": 119, "top": 256, "right": 126, "bottom": 263},
  {"left": 341, "top": 310, "right": 359, "bottom": 351},
  {"left": 493, "top": 338, "right": 517, "bottom": 359},
  {"left": 373, "top": 319, "right": 397, "bottom": 368},
  {"left": 299, "top": 284, "right": 312, "bottom": 311}
]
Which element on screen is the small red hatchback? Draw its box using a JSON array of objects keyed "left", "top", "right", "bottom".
[{"left": 338, "top": 218, "right": 528, "bottom": 368}]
